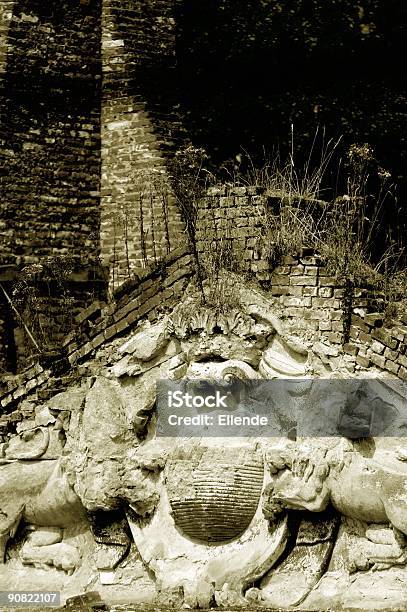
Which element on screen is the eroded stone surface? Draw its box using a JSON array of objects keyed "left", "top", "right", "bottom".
[{"left": 0, "top": 285, "right": 406, "bottom": 609}]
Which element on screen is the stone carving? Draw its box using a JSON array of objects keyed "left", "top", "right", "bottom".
[
  {"left": 247, "top": 509, "right": 340, "bottom": 608},
  {"left": 2, "top": 285, "right": 406, "bottom": 609},
  {"left": 126, "top": 439, "right": 288, "bottom": 609},
  {"left": 0, "top": 378, "right": 159, "bottom": 577},
  {"left": 264, "top": 438, "right": 407, "bottom": 569},
  {"left": 88, "top": 510, "right": 132, "bottom": 572},
  {"left": 0, "top": 456, "right": 85, "bottom": 570},
  {"left": 166, "top": 445, "right": 264, "bottom": 542},
  {"left": 259, "top": 335, "right": 309, "bottom": 378},
  {"left": 20, "top": 527, "right": 81, "bottom": 574},
  {"left": 2, "top": 426, "right": 50, "bottom": 460},
  {"left": 118, "top": 318, "right": 170, "bottom": 362}
]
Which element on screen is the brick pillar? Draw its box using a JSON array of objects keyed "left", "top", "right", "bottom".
[
  {"left": 0, "top": 1, "right": 15, "bottom": 372},
  {"left": 100, "top": 0, "right": 186, "bottom": 291},
  {"left": 0, "top": 0, "right": 14, "bottom": 81}
]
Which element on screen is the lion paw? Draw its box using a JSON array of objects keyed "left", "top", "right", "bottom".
[{"left": 21, "top": 541, "right": 81, "bottom": 573}]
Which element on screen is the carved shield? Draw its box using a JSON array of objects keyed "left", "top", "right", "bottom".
[{"left": 165, "top": 445, "right": 264, "bottom": 543}]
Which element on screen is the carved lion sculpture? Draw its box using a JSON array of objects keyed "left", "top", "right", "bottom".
[
  {"left": 0, "top": 453, "right": 86, "bottom": 571},
  {"left": 263, "top": 439, "right": 407, "bottom": 569},
  {"left": 0, "top": 412, "right": 159, "bottom": 573}
]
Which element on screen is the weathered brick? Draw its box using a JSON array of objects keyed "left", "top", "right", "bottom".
[
  {"left": 13, "top": 386, "right": 26, "bottom": 400},
  {"left": 309, "top": 309, "right": 331, "bottom": 321},
  {"left": 390, "top": 328, "right": 405, "bottom": 342},
  {"left": 398, "top": 354, "right": 407, "bottom": 368},
  {"left": 385, "top": 360, "right": 400, "bottom": 375},
  {"left": 370, "top": 353, "right": 386, "bottom": 369},
  {"left": 332, "top": 321, "right": 344, "bottom": 332},
  {"left": 75, "top": 301, "right": 104, "bottom": 324},
  {"left": 358, "top": 331, "right": 372, "bottom": 345},
  {"left": 290, "top": 265, "right": 305, "bottom": 275},
  {"left": 68, "top": 352, "right": 79, "bottom": 366},
  {"left": 282, "top": 296, "right": 312, "bottom": 307},
  {"left": 91, "top": 333, "right": 105, "bottom": 350},
  {"left": 163, "top": 266, "right": 192, "bottom": 287},
  {"left": 290, "top": 276, "right": 318, "bottom": 286},
  {"left": 327, "top": 332, "right": 342, "bottom": 344},
  {"left": 26, "top": 378, "right": 38, "bottom": 392},
  {"left": 0, "top": 394, "right": 13, "bottom": 408},
  {"left": 356, "top": 355, "right": 371, "bottom": 368},
  {"left": 125, "top": 310, "right": 140, "bottom": 326},
  {"left": 351, "top": 315, "right": 370, "bottom": 333},
  {"left": 104, "top": 325, "right": 117, "bottom": 341},
  {"left": 115, "top": 318, "right": 130, "bottom": 334},
  {"left": 273, "top": 266, "right": 291, "bottom": 275},
  {"left": 372, "top": 329, "right": 398, "bottom": 350},
  {"left": 271, "top": 286, "right": 290, "bottom": 296},
  {"left": 304, "top": 266, "right": 318, "bottom": 276},
  {"left": 312, "top": 297, "right": 341, "bottom": 308},
  {"left": 319, "top": 287, "right": 333, "bottom": 298},
  {"left": 113, "top": 299, "right": 139, "bottom": 322},
  {"left": 77, "top": 342, "right": 93, "bottom": 359},
  {"left": 319, "top": 321, "right": 332, "bottom": 331},
  {"left": 289, "top": 287, "right": 304, "bottom": 297},
  {"left": 371, "top": 340, "right": 385, "bottom": 354},
  {"left": 343, "top": 342, "right": 358, "bottom": 356},
  {"left": 254, "top": 260, "right": 270, "bottom": 272},
  {"left": 272, "top": 274, "right": 291, "bottom": 286},
  {"left": 319, "top": 276, "right": 338, "bottom": 286},
  {"left": 364, "top": 312, "right": 384, "bottom": 327},
  {"left": 303, "top": 286, "right": 318, "bottom": 297},
  {"left": 384, "top": 347, "right": 399, "bottom": 361}
]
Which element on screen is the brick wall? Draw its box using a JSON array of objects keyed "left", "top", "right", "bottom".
[
  {"left": 196, "top": 185, "right": 266, "bottom": 277},
  {"left": 0, "top": 291, "right": 15, "bottom": 373},
  {"left": 348, "top": 314, "right": 407, "bottom": 378},
  {"left": 268, "top": 256, "right": 383, "bottom": 342},
  {"left": 1, "top": 243, "right": 406, "bottom": 440},
  {"left": 0, "top": 246, "right": 194, "bottom": 421},
  {"left": 0, "top": 0, "right": 102, "bottom": 266},
  {"left": 0, "top": 0, "right": 191, "bottom": 370},
  {"left": 12, "top": 279, "right": 106, "bottom": 371},
  {"left": 100, "top": 0, "right": 186, "bottom": 290},
  {"left": 0, "top": 0, "right": 14, "bottom": 80},
  {"left": 0, "top": 0, "right": 104, "bottom": 370},
  {"left": 195, "top": 185, "right": 407, "bottom": 378},
  {"left": 0, "top": 265, "right": 107, "bottom": 374}
]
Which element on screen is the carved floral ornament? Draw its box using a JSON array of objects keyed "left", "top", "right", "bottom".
[{"left": 0, "top": 283, "right": 406, "bottom": 609}]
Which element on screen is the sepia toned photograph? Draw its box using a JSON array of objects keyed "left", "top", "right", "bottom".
[{"left": 0, "top": 1, "right": 406, "bottom": 610}]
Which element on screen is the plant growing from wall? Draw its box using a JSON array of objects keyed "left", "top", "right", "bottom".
[
  {"left": 218, "top": 129, "right": 405, "bottom": 325},
  {"left": 199, "top": 207, "right": 243, "bottom": 311},
  {"left": 220, "top": 127, "right": 342, "bottom": 268},
  {"left": 168, "top": 144, "right": 215, "bottom": 301},
  {"left": 318, "top": 144, "right": 405, "bottom": 324},
  {"left": 9, "top": 256, "right": 77, "bottom": 360},
  {"left": 231, "top": 126, "right": 341, "bottom": 201},
  {"left": 151, "top": 171, "right": 172, "bottom": 257}
]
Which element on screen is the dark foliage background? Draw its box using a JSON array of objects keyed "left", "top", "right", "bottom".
[{"left": 170, "top": 0, "right": 406, "bottom": 253}]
